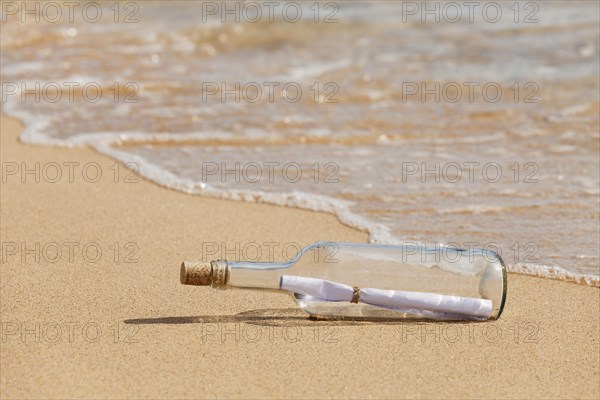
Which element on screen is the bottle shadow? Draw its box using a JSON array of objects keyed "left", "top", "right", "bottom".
[{"left": 124, "top": 308, "right": 481, "bottom": 327}]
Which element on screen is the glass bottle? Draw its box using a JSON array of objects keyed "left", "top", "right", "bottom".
[{"left": 180, "top": 242, "right": 507, "bottom": 321}]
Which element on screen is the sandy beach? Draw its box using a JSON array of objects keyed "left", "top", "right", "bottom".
[{"left": 0, "top": 113, "right": 598, "bottom": 399}]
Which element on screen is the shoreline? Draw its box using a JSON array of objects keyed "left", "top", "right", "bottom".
[
  {"left": 3, "top": 109, "right": 598, "bottom": 287},
  {"left": 1, "top": 113, "right": 599, "bottom": 399}
]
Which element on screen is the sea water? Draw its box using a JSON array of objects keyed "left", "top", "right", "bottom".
[{"left": 1, "top": 1, "right": 598, "bottom": 286}]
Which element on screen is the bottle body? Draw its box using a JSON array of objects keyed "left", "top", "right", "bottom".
[{"left": 182, "top": 242, "right": 507, "bottom": 321}]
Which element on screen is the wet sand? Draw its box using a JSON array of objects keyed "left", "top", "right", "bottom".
[{"left": 1, "top": 114, "right": 598, "bottom": 399}]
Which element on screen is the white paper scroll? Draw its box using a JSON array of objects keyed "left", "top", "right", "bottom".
[{"left": 280, "top": 275, "right": 493, "bottom": 319}]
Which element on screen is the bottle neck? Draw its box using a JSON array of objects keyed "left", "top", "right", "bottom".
[
  {"left": 226, "top": 260, "right": 292, "bottom": 290},
  {"left": 209, "top": 260, "right": 230, "bottom": 289},
  {"left": 180, "top": 259, "right": 288, "bottom": 290}
]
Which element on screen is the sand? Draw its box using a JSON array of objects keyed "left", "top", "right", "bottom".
[{"left": 1, "top": 114, "right": 598, "bottom": 399}]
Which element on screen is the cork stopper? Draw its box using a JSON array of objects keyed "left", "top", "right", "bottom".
[{"left": 180, "top": 261, "right": 212, "bottom": 286}]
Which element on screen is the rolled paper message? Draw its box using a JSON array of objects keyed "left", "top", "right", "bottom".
[
  {"left": 279, "top": 275, "right": 354, "bottom": 302},
  {"left": 280, "top": 275, "right": 493, "bottom": 319}
]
